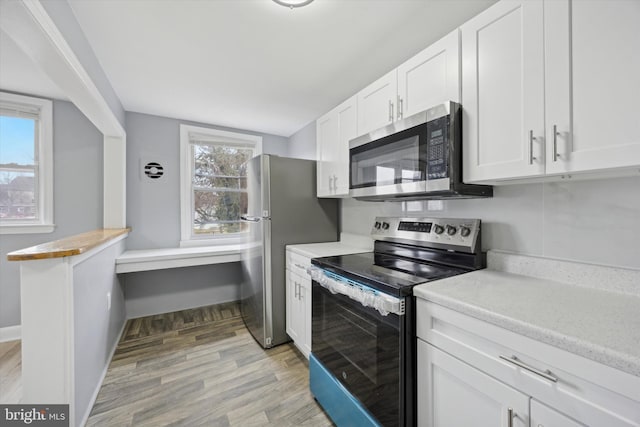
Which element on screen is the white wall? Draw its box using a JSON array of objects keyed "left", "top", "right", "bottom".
[{"left": 342, "top": 176, "right": 640, "bottom": 270}]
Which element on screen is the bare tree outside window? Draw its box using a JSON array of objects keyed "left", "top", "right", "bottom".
[
  {"left": 0, "top": 116, "right": 37, "bottom": 220},
  {"left": 192, "top": 143, "right": 253, "bottom": 236}
]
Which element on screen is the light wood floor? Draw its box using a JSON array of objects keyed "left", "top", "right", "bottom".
[
  {"left": 87, "top": 301, "right": 333, "bottom": 426},
  {"left": 0, "top": 339, "right": 21, "bottom": 404}
]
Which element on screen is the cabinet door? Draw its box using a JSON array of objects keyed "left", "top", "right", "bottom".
[
  {"left": 531, "top": 399, "right": 586, "bottom": 427},
  {"left": 398, "top": 29, "right": 460, "bottom": 119},
  {"left": 285, "top": 269, "right": 304, "bottom": 345},
  {"left": 299, "top": 274, "right": 312, "bottom": 358},
  {"left": 544, "top": 0, "right": 640, "bottom": 175},
  {"left": 462, "top": 0, "right": 545, "bottom": 182},
  {"left": 418, "top": 340, "right": 529, "bottom": 427},
  {"left": 357, "top": 70, "right": 397, "bottom": 136},
  {"left": 333, "top": 96, "right": 357, "bottom": 196},
  {"left": 316, "top": 110, "right": 338, "bottom": 197}
]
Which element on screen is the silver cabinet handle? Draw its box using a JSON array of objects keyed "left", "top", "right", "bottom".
[
  {"left": 294, "top": 263, "right": 306, "bottom": 270},
  {"left": 507, "top": 408, "right": 514, "bottom": 427},
  {"left": 499, "top": 355, "right": 558, "bottom": 382},
  {"left": 529, "top": 130, "right": 537, "bottom": 165},
  {"left": 553, "top": 124, "right": 559, "bottom": 162},
  {"left": 397, "top": 95, "right": 403, "bottom": 120},
  {"left": 388, "top": 100, "right": 394, "bottom": 122},
  {"left": 294, "top": 282, "right": 299, "bottom": 299},
  {"left": 333, "top": 174, "right": 338, "bottom": 191}
]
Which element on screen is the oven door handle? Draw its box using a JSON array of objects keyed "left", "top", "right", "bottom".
[{"left": 309, "top": 266, "right": 405, "bottom": 316}]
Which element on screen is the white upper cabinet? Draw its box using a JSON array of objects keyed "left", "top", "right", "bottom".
[
  {"left": 356, "top": 70, "right": 398, "bottom": 136},
  {"left": 461, "top": 0, "right": 545, "bottom": 182},
  {"left": 356, "top": 29, "right": 461, "bottom": 136},
  {"left": 316, "top": 95, "right": 357, "bottom": 198},
  {"left": 316, "top": 111, "right": 338, "bottom": 197},
  {"left": 463, "top": 0, "right": 640, "bottom": 183},
  {"left": 397, "top": 30, "right": 461, "bottom": 119},
  {"left": 544, "top": 0, "right": 640, "bottom": 175}
]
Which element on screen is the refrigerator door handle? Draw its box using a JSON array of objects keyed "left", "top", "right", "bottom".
[{"left": 241, "top": 215, "right": 262, "bottom": 222}]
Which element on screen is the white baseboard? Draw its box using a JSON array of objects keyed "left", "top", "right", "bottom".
[
  {"left": 0, "top": 325, "right": 21, "bottom": 342},
  {"left": 78, "top": 318, "right": 126, "bottom": 427}
]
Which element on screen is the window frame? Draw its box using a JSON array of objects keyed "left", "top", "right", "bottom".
[
  {"left": 180, "top": 124, "right": 262, "bottom": 247},
  {"left": 0, "top": 92, "right": 54, "bottom": 234}
]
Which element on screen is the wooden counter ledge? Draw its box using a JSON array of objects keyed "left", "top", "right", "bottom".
[{"left": 6, "top": 228, "right": 131, "bottom": 261}]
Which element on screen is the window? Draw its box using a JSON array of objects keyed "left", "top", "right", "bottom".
[
  {"left": 0, "top": 92, "right": 53, "bottom": 234},
  {"left": 180, "top": 125, "right": 262, "bottom": 246}
]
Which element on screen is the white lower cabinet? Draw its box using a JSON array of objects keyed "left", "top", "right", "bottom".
[
  {"left": 285, "top": 250, "right": 312, "bottom": 358},
  {"left": 416, "top": 300, "right": 640, "bottom": 427},
  {"left": 418, "top": 340, "right": 529, "bottom": 427},
  {"left": 531, "top": 399, "right": 586, "bottom": 427}
]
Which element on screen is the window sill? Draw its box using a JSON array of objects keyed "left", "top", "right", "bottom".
[
  {"left": 0, "top": 224, "right": 56, "bottom": 235},
  {"left": 180, "top": 238, "right": 245, "bottom": 248}
]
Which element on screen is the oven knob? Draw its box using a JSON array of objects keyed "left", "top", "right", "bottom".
[
  {"left": 374, "top": 221, "right": 381, "bottom": 230},
  {"left": 433, "top": 224, "right": 444, "bottom": 235},
  {"left": 460, "top": 226, "right": 471, "bottom": 237},
  {"left": 446, "top": 225, "right": 457, "bottom": 236},
  {"left": 382, "top": 222, "right": 390, "bottom": 230}
]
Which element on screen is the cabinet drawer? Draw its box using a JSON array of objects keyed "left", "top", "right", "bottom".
[
  {"left": 286, "top": 250, "right": 311, "bottom": 278},
  {"left": 416, "top": 299, "right": 640, "bottom": 426}
]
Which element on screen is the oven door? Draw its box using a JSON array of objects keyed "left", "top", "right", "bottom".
[{"left": 312, "top": 281, "right": 405, "bottom": 427}]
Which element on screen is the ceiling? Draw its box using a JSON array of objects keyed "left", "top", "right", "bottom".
[
  {"left": 0, "top": 29, "right": 69, "bottom": 101},
  {"left": 2, "top": 0, "right": 497, "bottom": 137}
]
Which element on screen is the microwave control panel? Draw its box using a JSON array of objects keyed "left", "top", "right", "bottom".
[{"left": 426, "top": 115, "right": 450, "bottom": 180}]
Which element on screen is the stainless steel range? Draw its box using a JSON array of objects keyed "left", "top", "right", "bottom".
[{"left": 309, "top": 217, "right": 485, "bottom": 427}]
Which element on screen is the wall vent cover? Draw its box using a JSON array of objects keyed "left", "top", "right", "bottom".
[{"left": 144, "top": 162, "right": 164, "bottom": 179}]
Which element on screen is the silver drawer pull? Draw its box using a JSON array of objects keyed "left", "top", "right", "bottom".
[
  {"left": 528, "top": 130, "right": 537, "bottom": 165},
  {"left": 499, "top": 355, "right": 558, "bottom": 382},
  {"left": 294, "top": 263, "right": 307, "bottom": 270}
]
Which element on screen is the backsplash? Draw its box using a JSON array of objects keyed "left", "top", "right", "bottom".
[{"left": 341, "top": 175, "right": 640, "bottom": 270}]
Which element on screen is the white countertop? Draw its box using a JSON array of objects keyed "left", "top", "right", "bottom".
[{"left": 413, "top": 251, "right": 640, "bottom": 377}]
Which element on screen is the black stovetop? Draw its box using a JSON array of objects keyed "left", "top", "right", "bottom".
[{"left": 311, "top": 251, "right": 470, "bottom": 298}]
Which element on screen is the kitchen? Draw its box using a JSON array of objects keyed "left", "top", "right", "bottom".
[{"left": 1, "top": 0, "right": 639, "bottom": 426}]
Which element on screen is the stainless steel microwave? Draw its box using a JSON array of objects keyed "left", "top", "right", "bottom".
[{"left": 349, "top": 101, "right": 492, "bottom": 201}]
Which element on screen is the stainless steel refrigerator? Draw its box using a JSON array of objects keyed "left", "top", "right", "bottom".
[{"left": 240, "top": 154, "right": 338, "bottom": 348}]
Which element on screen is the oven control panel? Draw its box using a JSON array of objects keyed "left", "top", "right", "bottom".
[{"left": 371, "top": 217, "right": 481, "bottom": 253}]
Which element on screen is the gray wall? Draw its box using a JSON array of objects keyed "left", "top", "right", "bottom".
[
  {"left": 125, "top": 111, "right": 288, "bottom": 250},
  {"left": 342, "top": 176, "right": 640, "bottom": 270},
  {"left": 73, "top": 239, "right": 126, "bottom": 425},
  {"left": 0, "top": 99, "right": 103, "bottom": 328},
  {"left": 123, "top": 112, "right": 289, "bottom": 317},
  {"left": 287, "top": 120, "right": 316, "bottom": 160},
  {"left": 124, "top": 264, "right": 241, "bottom": 319}
]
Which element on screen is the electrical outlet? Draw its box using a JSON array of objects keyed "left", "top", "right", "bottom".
[{"left": 107, "top": 291, "right": 111, "bottom": 311}]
